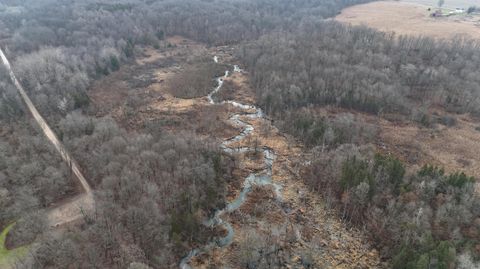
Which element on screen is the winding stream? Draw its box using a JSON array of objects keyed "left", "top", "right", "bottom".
[{"left": 179, "top": 58, "right": 283, "bottom": 269}]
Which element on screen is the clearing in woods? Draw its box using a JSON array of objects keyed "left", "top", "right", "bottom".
[
  {"left": 335, "top": 1, "right": 480, "bottom": 39},
  {"left": 311, "top": 105, "right": 480, "bottom": 182}
]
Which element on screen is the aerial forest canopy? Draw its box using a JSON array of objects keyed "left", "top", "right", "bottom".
[
  {"left": 240, "top": 22, "right": 480, "bottom": 140},
  {"left": 0, "top": 0, "right": 371, "bottom": 119},
  {"left": 0, "top": 0, "right": 479, "bottom": 268}
]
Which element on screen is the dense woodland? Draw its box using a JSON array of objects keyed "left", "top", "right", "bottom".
[
  {"left": 0, "top": 65, "right": 75, "bottom": 248},
  {"left": 0, "top": 0, "right": 479, "bottom": 268},
  {"left": 0, "top": 0, "right": 370, "bottom": 119},
  {"left": 240, "top": 21, "right": 480, "bottom": 267},
  {"left": 24, "top": 113, "right": 234, "bottom": 268},
  {"left": 305, "top": 145, "right": 479, "bottom": 268},
  {"left": 241, "top": 21, "right": 480, "bottom": 127}
]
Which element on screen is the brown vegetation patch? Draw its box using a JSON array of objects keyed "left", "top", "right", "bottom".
[
  {"left": 88, "top": 41, "right": 237, "bottom": 137},
  {"left": 239, "top": 186, "right": 284, "bottom": 223},
  {"left": 135, "top": 47, "right": 167, "bottom": 65},
  {"left": 214, "top": 72, "right": 256, "bottom": 104},
  {"left": 228, "top": 116, "right": 303, "bottom": 161},
  {"left": 295, "top": 105, "right": 480, "bottom": 178},
  {"left": 336, "top": 1, "right": 480, "bottom": 39},
  {"left": 379, "top": 113, "right": 480, "bottom": 177},
  {"left": 167, "top": 62, "right": 228, "bottom": 99},
  {"left": 88, "top": 66, "right": 132, "bottom": 116},
  {"left": 138, "top": 104, "right": 239, "bottom": 139},
  {"left": 234, "top": 149, "right": 265, "bottom": 172}
]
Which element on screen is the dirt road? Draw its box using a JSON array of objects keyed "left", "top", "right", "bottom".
[{"left": 0, "top": 48, "right": 94, "bottom": 227}]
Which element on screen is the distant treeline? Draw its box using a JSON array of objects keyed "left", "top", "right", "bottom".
[{"left": 0, "top": 0, "right": 371, "bottom": 119}]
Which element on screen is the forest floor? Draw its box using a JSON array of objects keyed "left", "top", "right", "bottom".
[
  {"left": 335, "top": 1, "right": 480, "bottom": 39},
  {"left": 89, "top": 37, "right": 384, "bottom": 268}
]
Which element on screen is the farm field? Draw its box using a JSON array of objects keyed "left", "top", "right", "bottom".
[
  {"left": 336, "top": 1, "right": 480, "bottom": 39},
  {"left": 404, "top": 0, "right": 477, "bottom": 9}
]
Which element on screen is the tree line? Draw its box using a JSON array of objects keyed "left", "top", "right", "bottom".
[{"left": 240, "top": 21, "right": 480, "bottom": 121}]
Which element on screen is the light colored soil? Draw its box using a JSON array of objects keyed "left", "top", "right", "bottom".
[
  {"left": 335, "top": 1, "right": 480, "bottom": 39},
  {"left": 47, "top": 193, "right": 95, "bottom": 228}
]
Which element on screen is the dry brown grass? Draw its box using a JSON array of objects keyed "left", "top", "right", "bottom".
[
  {"left": 214, "top": 72, "right": 256, "bottom": 104},
  {"left": 135, "top": 47, "right": 167, "bottom": 66},
  {"left": 88, "top": 38, "right": 222, "bottom": 131},
  {"left": 335, "top": 1, "right": 480, "bottom": 39},
  {"left": 306, "top": 104, "right": 480, "bottom": 178},
  {"left": 379, "top": 113, "right": 480, "bottom": 176}
]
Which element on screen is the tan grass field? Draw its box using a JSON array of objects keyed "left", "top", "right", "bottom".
[{"left": 335, "top": 1, "right": 480, "bottom": 40}]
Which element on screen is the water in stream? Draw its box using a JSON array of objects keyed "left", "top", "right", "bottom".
[{"left": 179, "top": 58, "right": 283, "bottom": 269}]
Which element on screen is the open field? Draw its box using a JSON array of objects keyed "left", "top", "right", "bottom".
[
  {"left": 335, "top": 1, "right": 480, "bottom": 39},
  {"left": 403, "top": 0, "right": 478, "bottom": 9}
]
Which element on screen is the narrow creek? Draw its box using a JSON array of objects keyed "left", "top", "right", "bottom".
[{"left": 179, "top": 57, "right": 283, "bottom": 269}]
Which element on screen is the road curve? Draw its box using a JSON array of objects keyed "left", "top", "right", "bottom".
[{"left": 0, "top": 47, "right": 94, "bottom": 226}]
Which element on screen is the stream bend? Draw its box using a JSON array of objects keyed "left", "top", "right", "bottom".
[{"left": 180, "top": 58, "right": 283, "bottom": 269}]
